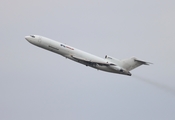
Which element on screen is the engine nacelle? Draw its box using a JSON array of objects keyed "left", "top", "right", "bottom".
[
  {"left": 110, "top": 65, "right": 124, "bottom": 72},
  {"left": 105, "top": 55, "right": 113, "bottom": 59},
  {"left": 105, "top": 55, "right": 121, "bottom": 65}
]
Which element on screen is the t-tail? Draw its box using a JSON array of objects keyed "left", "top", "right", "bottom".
[
  {"left": 121, "top": 57, "right": 152, "bottom": 71},
  {"left": 105, "top": 56, "right": 152, "bottom": 76}
]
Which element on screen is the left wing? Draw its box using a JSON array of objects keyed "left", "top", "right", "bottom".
[{"left": 71, "top": 55, "right": 115, "bottom": 66}]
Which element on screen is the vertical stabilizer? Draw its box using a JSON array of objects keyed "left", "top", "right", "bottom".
[{"left": 121, "top": 57, "right": 151, "bottom": 71}]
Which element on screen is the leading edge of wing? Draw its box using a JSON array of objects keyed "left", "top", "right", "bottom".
[{"left": 71, "top": 55, "right": 115, "bottom": 66}]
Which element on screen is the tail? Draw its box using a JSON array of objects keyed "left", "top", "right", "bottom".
[{"left": 120, "top": 57, "right": 152, "bottom": 71}]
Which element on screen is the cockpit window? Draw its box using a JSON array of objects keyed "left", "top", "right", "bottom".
[{"left": 30, "top": 35, "right": 35, "bottom": 38}]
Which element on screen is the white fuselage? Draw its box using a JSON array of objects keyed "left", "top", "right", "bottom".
[{"left": 25, "top": 35, "right": 131, "bottom": 75}]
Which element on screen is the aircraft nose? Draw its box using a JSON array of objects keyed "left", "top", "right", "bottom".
[{"left": 25, "top": 36, "right": 30, "bottom": 41}]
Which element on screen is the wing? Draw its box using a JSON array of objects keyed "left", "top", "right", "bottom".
[{"left": 71, "top": 55, "right": 115, "bottom": 66}]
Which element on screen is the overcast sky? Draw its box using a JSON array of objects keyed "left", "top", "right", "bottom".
[{"left": 1, "top": 0, "right": 175, "bottom": 120}]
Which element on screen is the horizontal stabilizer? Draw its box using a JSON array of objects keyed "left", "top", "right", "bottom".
[{"left": 134, "top": 59, "right": 152, "bottom": 65}]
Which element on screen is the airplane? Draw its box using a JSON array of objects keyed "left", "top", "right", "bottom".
[{"left": 25, "top": 35, "right": 151, "bottom": 76}]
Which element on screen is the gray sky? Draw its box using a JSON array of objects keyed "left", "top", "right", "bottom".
[{"left": 1, "top": 0, "right": 175, "bottom": 120}]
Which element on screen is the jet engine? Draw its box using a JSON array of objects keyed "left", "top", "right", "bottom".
[
  {"left": 105, "top": 55, "right": 121, "bottom": 65},
  {"left": 110, "top": 65, "right": 124, "bottom": 72},
  {"left": 105, "top": 55, "right": 113, "bottom": 59}
]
